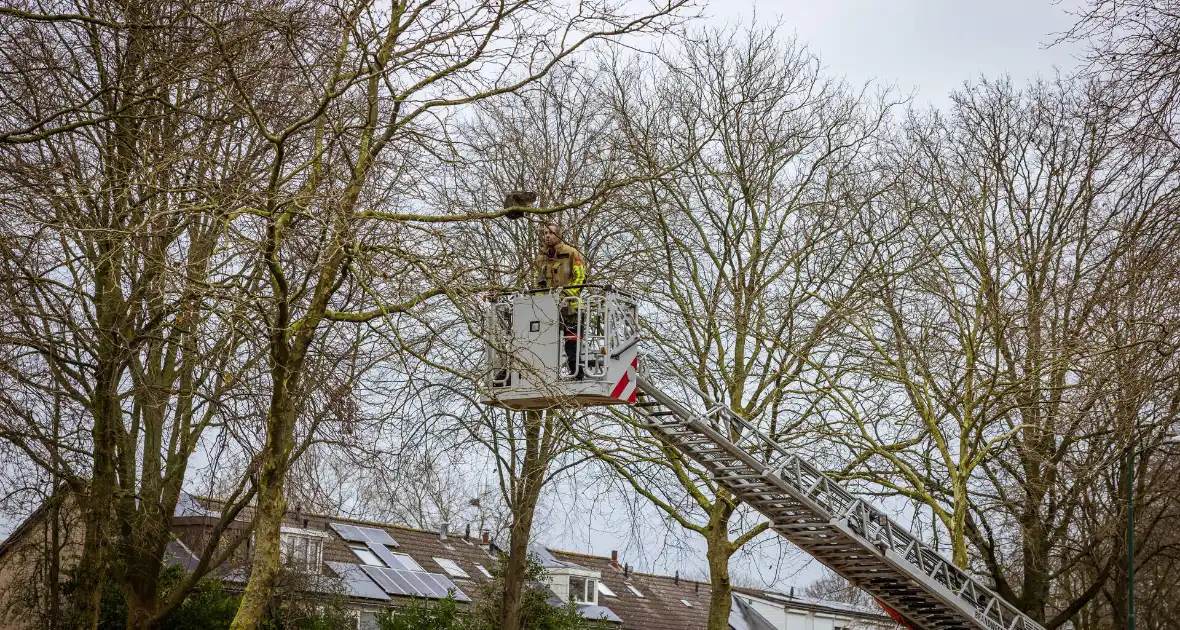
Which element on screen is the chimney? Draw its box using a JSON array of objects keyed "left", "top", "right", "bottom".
[
  {"left": 624, "top": 563, "right": 631, "bottom": 578},
  {"left": 610, "top": 550, "right": 619, "bottom": 568},
  {"left": 465, "top": 524, "right": 471, "bottom": 542},
  {"left": 674, "top": 571, "right": 679, "bottom": 585},
  {"left": 789, "top": 586, "right": 795, "bottom": 598},
  {"left": 481, "top": 530, "right": 490, "bottom": 544},
  {"left": 695, "top": 582, "right": 699, "bottom": 593},
  {"left": 439, "top": 523, "right": 449, "bottom": 540}
]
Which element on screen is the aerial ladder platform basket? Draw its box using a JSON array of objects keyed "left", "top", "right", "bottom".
[{"left": 480, "top": 287, "right": 1046, "bottom": 630}]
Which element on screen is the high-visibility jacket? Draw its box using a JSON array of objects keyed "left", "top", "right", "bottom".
[{"left": 535, "top": 242, "right": 586, "bottom": 306}]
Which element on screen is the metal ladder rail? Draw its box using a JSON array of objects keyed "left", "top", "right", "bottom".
[{"left": 632, "top": 372, "right": 1044, "bottom": 630}]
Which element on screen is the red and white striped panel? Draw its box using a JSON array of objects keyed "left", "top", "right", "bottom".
[{"left": 610, "top": 357, "right": 639, "bottom": 403}]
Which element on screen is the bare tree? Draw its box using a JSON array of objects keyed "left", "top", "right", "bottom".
[
  {"left": 419, "top": 62, "right": 648, "bottom": 630},
  {"left": 802, "top": 568, "right": 877, "bottom": 611},
  {"left": 825, "top": 76, "right": 1180, "bottom": 627},
  {"left": 0, "top": 0, "right": 691, "bottom": 628},
  {"left": 587, "top": 24, "right": 897, "bottom": 630},
  {"left": 0, "top": 1, "right": 281, "bottom": 627},
  {"left": 1065, "top": 0, "right": 1180, "bottom": 147},
  {"left": 184, "top": 1, "right": 694, "bottom": 628}
]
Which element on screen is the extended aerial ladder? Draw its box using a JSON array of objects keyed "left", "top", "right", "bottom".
[{"left": 481, "top": 287, "right": 1045, "bottom": 630}]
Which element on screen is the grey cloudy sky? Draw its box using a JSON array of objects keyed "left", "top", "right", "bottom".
[{"left": 704, "top": 0, "right": 1086, "bottom": 107}]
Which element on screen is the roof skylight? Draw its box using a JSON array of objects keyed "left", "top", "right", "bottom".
[{"left": 433, "top": 557, "right": 470, "bottom": 578}]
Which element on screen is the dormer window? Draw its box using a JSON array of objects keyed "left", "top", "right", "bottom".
[
  {"left": 569, "top": 576, "right": 598, "bottom": 605},
  {"left": 280, "top": 526, "right": 326, "bottom": 573}
]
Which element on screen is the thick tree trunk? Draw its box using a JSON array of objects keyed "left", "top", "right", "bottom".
[
  {"left": 705, "top": 523, "right": 733, "bottom": 630},
  {"left": 500, "top": 410, "right": 547, "bottom": 630},
  {"left": 230, "top": 363, "right": 300, "bottom": 630},
  {"left": 950, "top": 475, "right": 969, "bottom": 569},
  {"left": 48, "top": 496, "right": 60, "bottom": 630},
  {"left": 228, "top": 420, "right": 291, "bottom": 630},
  {"left": 47, "top": 407, "right": 62, "bottom": 630},
  {"left": 499, "top": 504, "right": 538, "bottom": 630},
  {"left": 126, "top": 591, "right": 160, "bottom": 630},
  {"left": 74, "top": 249, "right": 128, "bottom": 629},
  {"left": 75, "top": 376, "right": 119, "bottom": 630},
  {"left": 1015, "top": 411, "right": 1055, "bottom": 624}
]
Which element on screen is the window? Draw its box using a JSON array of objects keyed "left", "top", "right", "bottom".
[
  {"left": 569, "top": 576, "right": 597, "bottom": 605},
  {"left": 597, "top": 581, "right": 616, "bottom": 597},
  {"left": 475, "top": 564, "right": 493, "bottom": 578},
  {"left": 625, "top": 583, "right": 644, "bottom": 598},
  {"left": 281, "top": 531, "right": 323, "bottom": 573},
  {"left": 350, "top": 545, "right": 382, "bottom": 567},
  {"left": 434, "top": 557, "right": 470, "bottom": 578}
]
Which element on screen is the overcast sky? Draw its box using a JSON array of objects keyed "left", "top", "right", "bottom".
[{"left": 703, "top": 0, "right": 1086, "bottom": 107}]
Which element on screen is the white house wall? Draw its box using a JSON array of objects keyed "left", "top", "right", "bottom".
[{"left": 741, "top": 596, "right": 860, "bottom": 630}]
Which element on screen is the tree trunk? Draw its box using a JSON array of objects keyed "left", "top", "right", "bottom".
[
  {"left": 705, "top": 522, "right": 733, "bottom": 630},
  {"left": 74, "top": 252, "right": 127, "bottom": 629},
  {"left": 126, "top": 593, "right": 159, "bottom": 630},
  {"left": 229, "top": 364, "right": 300, "bottom": 630},
  {"left": 48, "top": 405, "right": 62, "bottom": 630},
  {"left": 500, "top": 410, "right": 547, "bottom": 630},
  {"left": 75, "top": 376, "right": 119, "bottom": 630},
  {"left": 950, "top": 474, "right": 969, "bottom": 569}
]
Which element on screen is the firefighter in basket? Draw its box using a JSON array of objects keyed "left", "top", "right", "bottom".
[{"left": 535, "top": 221, "right": 587, "bottom": 379}]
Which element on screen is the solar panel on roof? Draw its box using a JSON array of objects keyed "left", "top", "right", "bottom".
[
  {"left": 360, "top": 565, "right": 407, "bottom": 596},
  {"left": 328, "top": 522, "right": 400, "bottom": 547},
  {"left": 326, "top": 561, "right": 390, "bottom": 601},
  {"left": 357, "top": 526, "right": 399, "bottom": 547},
  {"left": 365, "top": 541, "right": 404, "bottom": 569},
  {"left": 420, "top": 575, "right": 464, "bottom": 604},
  {"left": 435, "top": 571, "right": 470, "bottom": 601},
  {"left": 360, "top": 566, "right": 470, "bottom": 602},
  {"left": 382, "top": 568, "right": 418, "bottom": 597},
  {"left": 329, "top": 523, "right": 367, "bottom": 542},
  {"left": 398, "top": 569, "right": 435, "bottom": 596}
]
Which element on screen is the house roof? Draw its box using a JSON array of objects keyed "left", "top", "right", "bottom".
[
  {"left": 181, "top": 494, "right": 501, "bottom": 605},
  {"left": 0, "top": 489, "right": 74, "bottom": 562},
  {"left": 546, "top": 549, "right": 714, "bottom": 630},
  {"left": 175, "top": 494, "right": 889, "bottom": 629},
  {"left": 547, "top": 549, "right": 892, "bottom": 630}
]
